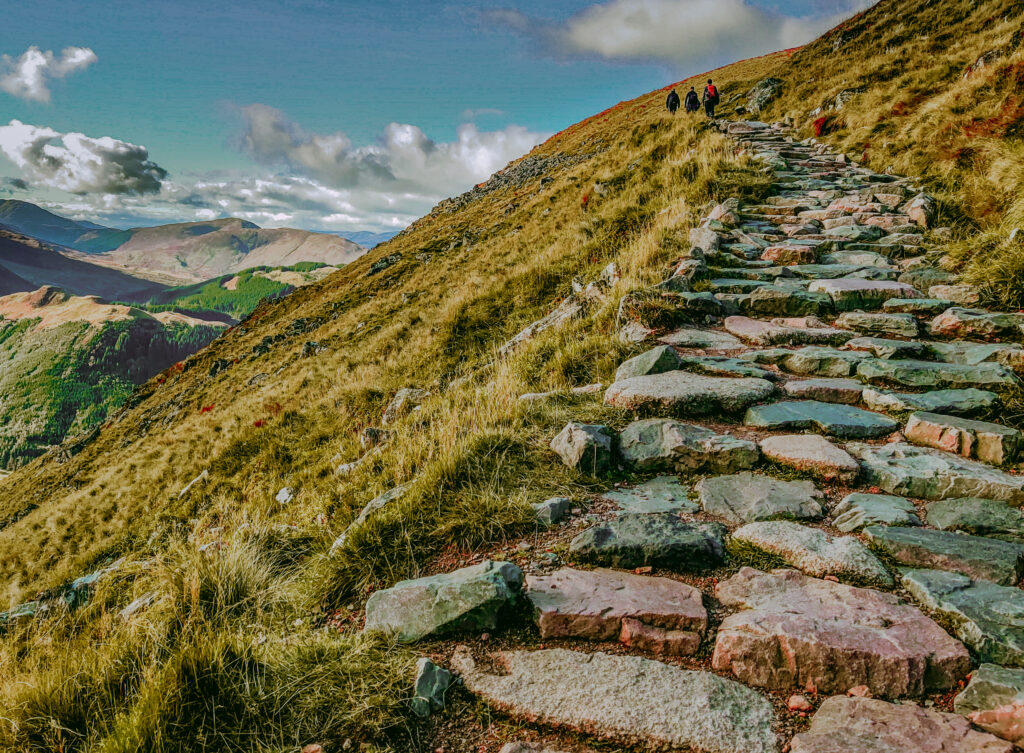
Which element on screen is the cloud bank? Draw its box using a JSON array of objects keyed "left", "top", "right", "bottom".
[
  {"left": 1, "top": 109, "right": 546, "bottom": 232},
  {"left": 485, "top": 0, "right": 868, "bottom": 68},
  {"left": 0, "top": 120, "right": 167, "bottom": 194},
  {"left": 0, "top": 46, "right": 97, "bottom": 103}
]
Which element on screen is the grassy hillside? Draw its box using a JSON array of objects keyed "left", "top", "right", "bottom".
[
  {"left": 138, "top": 263, "right": 340, "bottom": 320},
  {"left": 0, "top": 46, "right": 783, "bottom": 751},
  {"left": 2, "top": 0, "right": 1023, "bottom": 749},
  {"left": 0, "top": 291, "right": 225, "bottom": 469}
]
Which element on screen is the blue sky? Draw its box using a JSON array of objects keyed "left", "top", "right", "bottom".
[{"left": 0, "top": 0, "right": 865, "bottom": 233}]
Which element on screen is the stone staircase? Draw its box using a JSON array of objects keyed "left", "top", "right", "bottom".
[{"left": 359, "top": 120, "right": 1024, "bottom": 752}]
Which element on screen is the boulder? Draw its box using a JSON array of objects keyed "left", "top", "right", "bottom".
[
  {"left": 848, "top": 442, "right": 1024, "bottom": 502},
  {"left": 759, "top": 434, "right": 859, "bottom": 482},
  {"left": 832, "top": 492, "right": 922, "bottom": 532},
  {"left": 745, "top": 400, "right": 898, "bottom": 439},
  {"left": 731, "top": 521, "right": 892, "bottom": 587},
  {"left": 902, "top": 569, "right": 1024, "bottom": 665},
  {"left": 363, "top": 561, "right": 523, "bottom": 642},
  {"left": 550, "top": 422, "right": 614, "bottom": 475},
  {"left": 903, "top": 192, "right": 937, "bottom": 228},
  {"left": 696, "top": 472, "right": 824, "bottom": 524},
  {"left": 618, "top": 418, "right": 759, "bottom": 474},
  {"left": 905, "top": 412, "right": 1022, "bottom": 465},
  {"left": 864, "top": 525, "right": 1024, "bottom": 585},
  {"left": 713, "top": 568, "right": 969, "bottom": 697},
  {"left": 930, "top": 308, "right": 1024, "bottom": 342},
  {"left": 411, "top": 658, "right": 452, "bottom": 718},
  {"left": 955, "top": 664, "right": 1024, "bottom": 746},
  {"left": 568, "top": 513, "right": 726, "bottom": 570},
  {"left": 526, "top": 568, "right": 706, "bottom": 655},
  {"left": 532, "top": 497, "right": 572, "bottom": 527},
  {"left": 453, "top": 648, "right": 779, "bottom": 753},
  {"left": 613, "top": 345, "right": 681, "bottom": 382},
  {"left": 790, "top": 696, "right": 1012, "bottom": 753},
  {"left": 747, "top": 77, "right": 784, "bottom": 114},
  {"left": 604, "top": 371, "right": 775, "bottom": 416}
]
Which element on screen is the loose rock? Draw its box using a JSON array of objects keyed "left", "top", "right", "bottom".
[{"left": 568, "top": 513, "right": 726, "bottom": 570}]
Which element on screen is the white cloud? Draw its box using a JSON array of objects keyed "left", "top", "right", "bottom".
[
  {"left": 486, "top": 0, "right": 868, "bottom": 68},
  {"left": 0, "top": 46, "right": 97, "bottom": 103},
  {"left": 238, "top": 104, "right": 546, "bottom": 198},
  {"left": 0, "top": 119, "right": 167, "bottom": 194}
]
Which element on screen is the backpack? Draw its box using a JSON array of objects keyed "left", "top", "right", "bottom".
[{"left": 707, "top": 85, "right": 718, "bottom": 100}]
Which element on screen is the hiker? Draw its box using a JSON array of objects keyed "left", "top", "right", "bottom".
[
  {"left": 666, "top": 88, "right": 680, "bottom": 115},
  {"left": 684, "top": 86, "right": 700, "bottom": 113},
  {"left": 703, "top": 79, "right": 720, "bottom": 118}
]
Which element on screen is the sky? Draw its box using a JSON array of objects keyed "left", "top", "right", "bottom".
[{"left": 0, "top": 0, "right": 867, "bottom": 234}]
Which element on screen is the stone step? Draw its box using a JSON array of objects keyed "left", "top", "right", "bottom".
[
  {"left": 453, "top": 648, "right": 780, "bottom": 753},
  {"left": 864, "top": 525, "right": 1024, "bottom": 585},
  {"left": 744, "top": 400, "right": 898, "bottom": 438},
  {"left": 712, "top": 567, "right": 969, "bottom": 697}
]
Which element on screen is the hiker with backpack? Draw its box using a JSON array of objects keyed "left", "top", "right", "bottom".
[
  {"left": 666, "top": 88, "right": 680, "bottom": 115},
  {"left": 684, "top": 86, "right": 700, "bottom": 113},
  {"left": 703, "top": 79, "right": 720, "bottom": 118}
]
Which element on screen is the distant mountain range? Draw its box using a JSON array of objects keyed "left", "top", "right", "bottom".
[{"left": 0, "top": 200, "right": 372, "bottom": 468}]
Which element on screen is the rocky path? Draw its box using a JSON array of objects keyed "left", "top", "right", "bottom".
[{"left": 361, "top": 121, "right": 1024, "bottom": 752}]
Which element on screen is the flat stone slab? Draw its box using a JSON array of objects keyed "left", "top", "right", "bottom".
[
  {"left": 658, "top": 327, "right": 745, "bottom": 350},
  {"left": 712, "top": 568, "right": 969, "bottom": 696},
  {"left": 731, "top": 521, "right": 892, "bottom": 587},
  {"left": 724, "top": 315, "right": 850, "bottom": 346},
  {"left": 759, "top": 434, "right": 859, "bottom": 482},
  {"left": 790, "top": 696, "right": 1013, "bottom": 753},
  {"left": 604, "top": 371, "right": 775, "bottom": 416},
  {"left": 364, "top": 561, "right": 523, "bottom": 642},
  {"left": 857, "top": 358, "right": 1019, "bottom": 390},
  {"left": 833, "top": 492, "right": 922, "bottom": 532},
  {"left": 808, "top": 278, "right": 921, "bottom": 311},
  {"left": 849, "top": 443, "right": 1024, "bottom": 502},
  {"left": 600, "top": 475, "right": 697, "bottom": 515},
  {"left": 883, "top": 297, "right": 951, "bottom": 315},
  {"left": 454, "top": 648, "right": 779, "bottom": 753},
  {"left": 744, "top": 346, "right": 867, "bottom": 377},
  {"left": 930, "top": 307, "right": 1024, "bottom": 342},
  {"left": 927, "top": 340, "right": 1024, "bottom": 366},
  {"left": 697, "top": 472, "right": 824, "bottom": 524},
  {"left": 837, "top": 311, "right": 920, "bottom": 338},
  {"left": 862, "top": 387, "right": 999, "bottom": 416},
  {"left": 677, "top": 355, "right": 779, "bottom": 380},
  {"left": 927, "top": 497, "right": 1024, "bottom": 540},
  {"left": 526, "top": 568, "right": 706, "bottom": 655},
  {"left": 955, "top": 664, "right": 1024, "bottom": 746},
  {"left": 864, "top": 525, "right": 1024, "bottom": 585},
  {"left": 906, "top": 412, "right": 1022, "bottom": 465},
  {"left": 782, "top": 377, "right": 863, "bottom": 404},
  {"left": 741, "top": 286, "right": 833, "bottom": 317},
  {"left": 846, "top": 336, "right": 928, "bottom": 359},
  {"left": 902, "top": 569, "right": 1024, "bottom": 666},
  {"left": 618, "top": 419, "right": 759, "bottom": 474},
  {"left": 745, "top": 400, "right": 898, "bottom": 438},
  {"left": 568, "top": 514, "right": 726, "bottom": 570}
]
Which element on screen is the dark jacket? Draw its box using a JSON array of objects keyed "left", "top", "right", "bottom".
[
  {"left": 666, "top": 90, "right": 680, "bottom": 112},
  {"left": 684, "top": 91, "right": 700, "bottom": 111}
]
